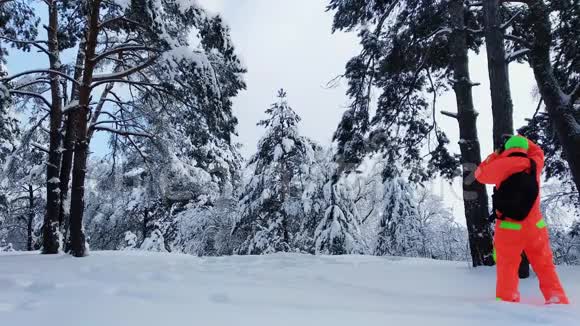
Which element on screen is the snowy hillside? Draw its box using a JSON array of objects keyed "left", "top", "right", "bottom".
[{"left": 0, "top": 252, "right": 578, "bottom": 326}]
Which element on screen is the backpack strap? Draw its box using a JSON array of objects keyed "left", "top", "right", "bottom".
[{"left": 507, "top": 152, "right": 536, "bottom": 176}]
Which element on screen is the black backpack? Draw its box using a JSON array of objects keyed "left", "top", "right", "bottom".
[{"left": 492, "top": 153, "right": 539, "bottom": 221}]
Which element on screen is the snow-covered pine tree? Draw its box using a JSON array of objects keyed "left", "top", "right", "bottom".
[
  {"left": 314, "top": 170, "right": 365, "bottom": 255},
  {"left": 375, "top": 177, "right": 420, "bottom": 257},
  {"left": 235, "top": 89, "right": 315, "bottom": 255},
  {"left": 0, "top": 81, "right": 18, "bottom": 164},
  {"left": 294, "top": 145, "right": 334, "bottom": 253},
  {"left": 1, "top": 121, "right": 46, "bottom": 251}
]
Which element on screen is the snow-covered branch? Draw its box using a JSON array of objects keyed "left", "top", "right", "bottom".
[
  {"left": 62, "top": 100, "right": 80, "bottom": 115},
  {"left": 31, "top": 142, "right": 49, "bottom": 153},
  {"left": 91, "top": 117, "right": 138, "bottom": 127},
  {"left": 90, "top": 79, "right": 164, "bottom": 90},
  {"left": 465, "top": 28, "right": 484, "bottom": 36},
  {"left": 505, "top": 48, "right": 530, "bottom": 63},
  {"left": 92, "top": 126, "right": 153, "bottom": 138},
  {"left": 92, "top": 56, "right": 158, "bottom": 83}
]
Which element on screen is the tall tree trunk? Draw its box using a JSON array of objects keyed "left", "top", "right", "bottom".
[
  {"left": 69, "top": 0, "right": 101, "bottom": 257},
  {"left": 42, "top": 0, "right": 63, "bottom": 254},
  {"left": 523, "top": 0, "right": 580, "bottom": 203},
  {"left": 27, "top": 185, "right": 34, "bottom": 251},
  {"left": 483, "top": 0, "right": 530, "bottom": 279},
  {"left": 59, "top": 38, "right": 86, "bottom": 232},
  {"left": 483, "top": 0, "right": 515, "bottom": 149},
  {"left": 448, "top": 0, "right": 494, "bottom": 267}
]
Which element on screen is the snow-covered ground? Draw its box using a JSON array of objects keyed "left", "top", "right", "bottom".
[{"left": 0, "top": 252, "right": 578, "bottom": 326}]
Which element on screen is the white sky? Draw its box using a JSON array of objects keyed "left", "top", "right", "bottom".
[{"left": 198, "top": 0, "right": 539, "bottom": 219}]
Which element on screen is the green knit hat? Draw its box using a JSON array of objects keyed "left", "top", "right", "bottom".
[{"left": 504, "top": 135, "right": 529, "bottom": 151}]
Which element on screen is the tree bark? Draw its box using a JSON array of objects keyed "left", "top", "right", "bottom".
[
  {"left": 42, "top": 0, "right": 63, "bottom": 254},
  {"left": 69, "top": 0, "right": 101, "bottom": 257},
  {"left": 27, "top": 185, "right": 34, "bottom": 251},
  {"left": 483, "top": 0, "right": 530, "bottom": 278},
  {"left": 449, "top": 0, "right": 495, "bottom": 267},
  {"left": 58, "top": 38, "right": 86, "bottom": 230},
  {"left": 523, "top": 0, "right": 580, "bottom": 203},
  {"left": 483, "top": 0, "right": 515, "bottom": 149}
]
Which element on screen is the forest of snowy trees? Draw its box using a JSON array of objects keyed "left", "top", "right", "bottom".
[{"left": 0, "top": 0, "right": 578, "bottom": 266}]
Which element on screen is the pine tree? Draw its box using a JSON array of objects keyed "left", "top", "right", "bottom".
[
  {"left": 375, "top": 178, "right": 420, "bottom": 257},
  {"left": 295, "top": 145, "right": 334, "bottom": 253},
  {"left": 314, "top": 171, "right": 364, "bottom": 255},
  {"left": 517, "top": 0, "right": 579, "bottom": 206},
  {"left": 235, "top": 89, "right": 316, "bottom": 255},
  {"left": 507, "top": 0, "right": 580, "bottom": 201},
  {"left": 327, "top": 0, "right": 494, "bottom": 266}
]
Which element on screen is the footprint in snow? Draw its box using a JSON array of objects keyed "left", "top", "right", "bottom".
[
  {"left": 0, "top": 302, "right": 15, "bottom": 313},
  {"left": 209, "top": 292, "right": 231, "bottom": 304},
  {"left": 21, "top": 280, "right": 57, "bottom": 293},
  {"left": 137, "top": 271, "right": 184, "bottom": 282},
  {"left": 19, "top": 300, "right": 42, "bottom": 311}
]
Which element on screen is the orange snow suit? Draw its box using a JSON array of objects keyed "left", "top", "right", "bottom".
[{"left": 475, "top": 139, "right": 569, "bottom": 304}]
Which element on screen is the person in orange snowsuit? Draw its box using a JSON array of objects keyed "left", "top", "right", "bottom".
[{"left": 475, "top": 135, "right": 569, "bottom": 304}]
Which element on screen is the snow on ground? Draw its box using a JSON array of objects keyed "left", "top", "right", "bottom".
[{"left": 0, "top": 252, "right": 578, "bottom": 326}]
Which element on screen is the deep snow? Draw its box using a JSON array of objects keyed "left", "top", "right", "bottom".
[{"left": 0, "top": 251, "right": 578, "bottom": 326}]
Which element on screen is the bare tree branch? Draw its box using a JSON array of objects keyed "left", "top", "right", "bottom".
[
  {"left": 14, "top": 78, "right": 52, "bottom": 90},
  {"left": 91, "top": 45, "right": 159, "bottom": 64},
  {"left": 3, "top": 69, "right": 80, "bottom": 86},
  {"left": 98, "top": 16, "right": 147, "bottom": 30},
  {"left": 0, "top": 35, "right": 48, "bottom": 45},
  {"left": 504, "top": 34, "right": 532, "bottom": 48},
  {"left": 0, "top": 35, "right": 52, "bottom": 57},
  {"left": 501, "top": 10, "right": 523, "bottom": 30},
  {"left": 570, "top": 82, "right": 580, "bottom": 105},
  {"left": 90, "top": 78, "right": 164, "bottom": 90},
  {"left": 9, "top": 90, "right": 52, "bottom": 109},
  {"left": 92, "top": 56, "right": 158, "bottom": 83},
  {"left": 441, "top": 110, "right": 459, "bottom": 119}
]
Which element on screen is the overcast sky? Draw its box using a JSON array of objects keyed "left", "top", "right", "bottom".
[
  {"left": 198, "top": 0, "right": 360, "bottom": 158},
  {"left": 197, "top": 0, "right": 539, "bottom": 217}
]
